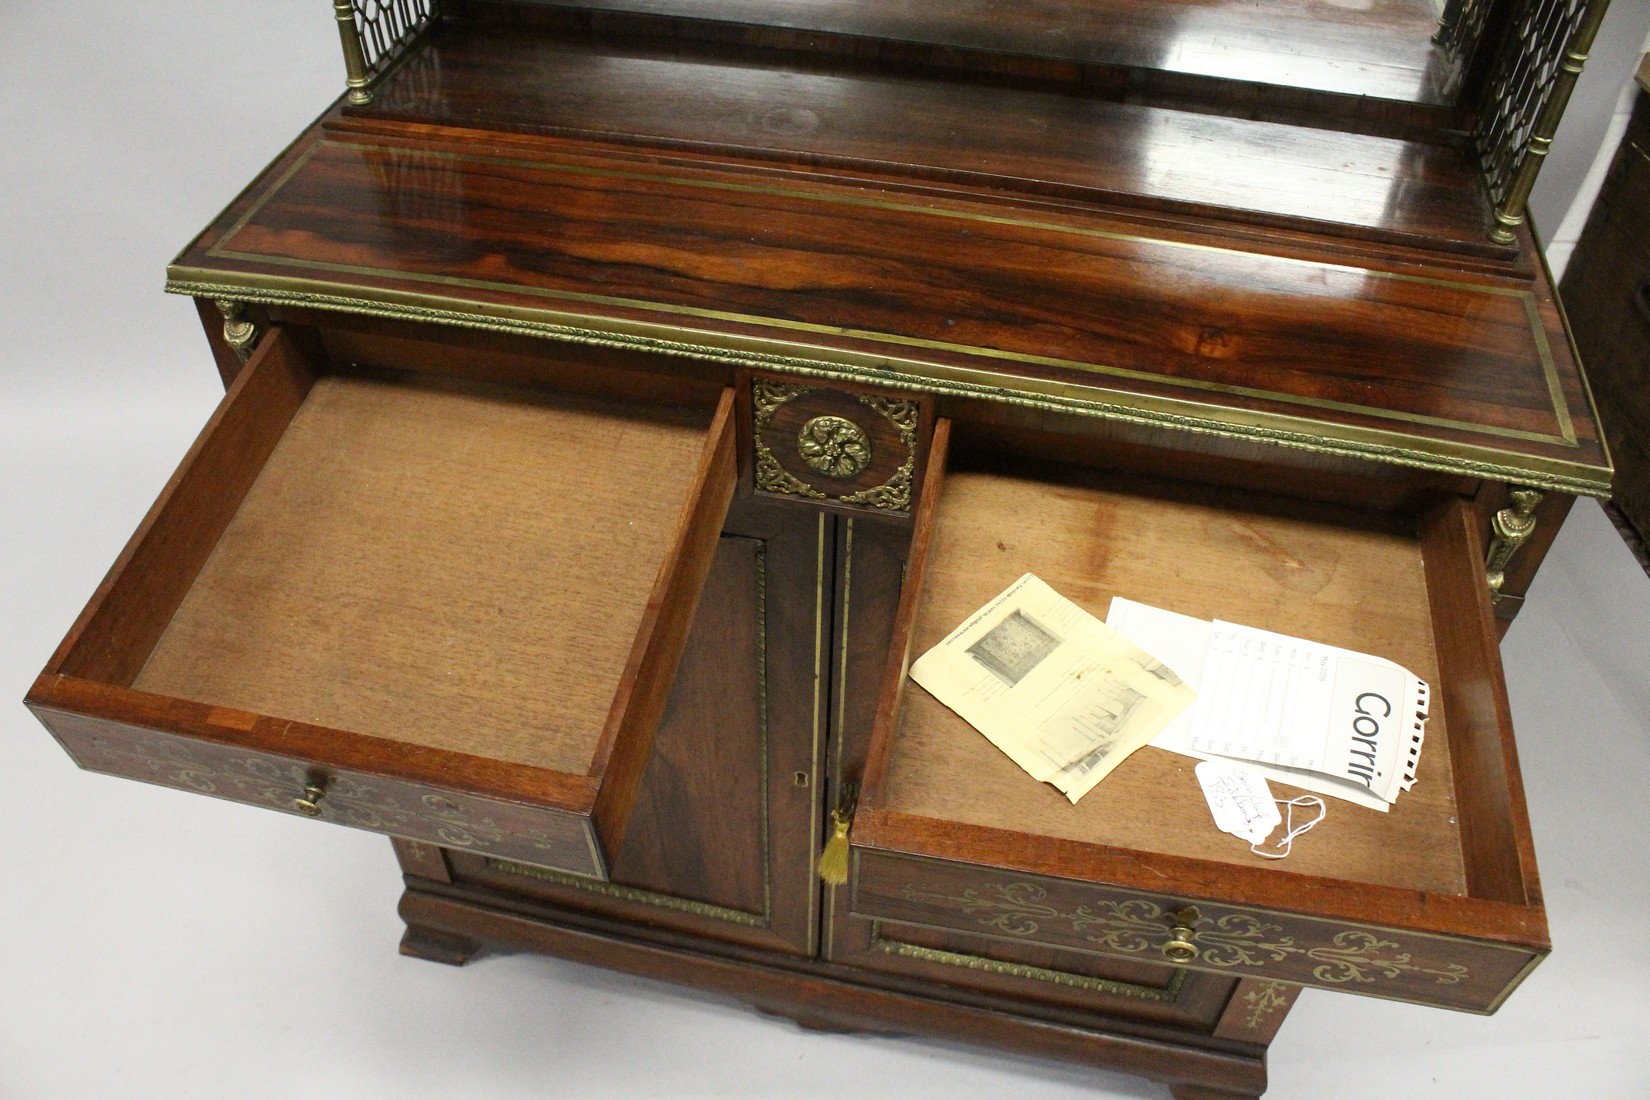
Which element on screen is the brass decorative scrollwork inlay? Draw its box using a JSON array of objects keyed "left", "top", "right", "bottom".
[
  {"left": 1241, "top": 980, "right": 1292, "bottom": 1029},
  {"left": 841, "top": 395, "right": 918, "bottom": 511},
  {"left": 751, "top": 380, "right": 919, "bottom": 512},
  {"left": 753, "top": 380, "right": 828, "bottom": 500},
  {"left": 1486, "top": 487, "right": 1543, "bottom": 602},
  {"left": 898, "top": 881, "right": 1470, "bottom": 987},
  {"left": 798, "top": 415, "right": 871, "bottom": 477},
  {"left": 214, "top": 299, "right": 260, "bottom": 364},
  {"left": 80, "top": 731, "right": 587, "bottom": 862}
]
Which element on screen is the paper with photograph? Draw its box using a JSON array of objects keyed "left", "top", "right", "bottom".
[{"left": 910, "top": 574, "right": 1195, "bottom": 803}]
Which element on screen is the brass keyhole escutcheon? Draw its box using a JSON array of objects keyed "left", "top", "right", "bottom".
[
  {"left": 293, "top": 781, "right": 327, "bottom": 818},
  {"left": 1162, "top": 906, "right": 1200, "bottom": 964},
  {"left": 797, "top": 415, "right": 871, "bottom": 478}
]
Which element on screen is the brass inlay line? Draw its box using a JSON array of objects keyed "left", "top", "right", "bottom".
[
  {"left": 755, "top": 540, "right": 772, "bottom": 923},
  {"left": 200, "top": 138, "right": 1577, "bottom": 449},
  {"left": 484, "top": 858, "right": 767, "bottom": 926},
  {"left": 1523, "top": 294, "right": 1575, "bottom": 444},
  {"left": 824, "top": 517, "right": 855, "bottom": 959},
  {"left": 868, "top": 923, "right": 1186, "bottom": 1002},
  {"left": 216, "top": 140, "right": 325, "bottom": 248},
  {"left": 203, "top": 246, "right": 1573, "bottom": 450},
  {"left": 806, "top": 513, "right": 828, "bottom": 954},
  {"left": 169, "top": 277, "right": 1611, "bottom": 496}
]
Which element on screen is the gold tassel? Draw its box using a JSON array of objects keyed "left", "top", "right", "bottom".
[{"left": 818, "top": 809, "right": 851, "bottom": 886}]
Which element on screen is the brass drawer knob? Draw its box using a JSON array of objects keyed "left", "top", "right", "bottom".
[
  {"left": 1162, "top": 906, "right": 1200, "bottom": 963},
  {"left": 293, "top": 782, "right": 327, "bottom": 818}
]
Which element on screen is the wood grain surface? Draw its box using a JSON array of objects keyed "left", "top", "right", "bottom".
[
  {"left": 349, "top": 26, "right": 1494, "bottom": 250},
  {"left": 490, "top": 0, "right": 1456, "bottom": 104},
  {"left": 881, "top": 460, "right": 1466, "bottom": 896},
  {"left": 170, "top": 128, "right": 1606, "bottom": 492},
  {"left": 132, "top": 372, "right": 711, "bottom": 773}
]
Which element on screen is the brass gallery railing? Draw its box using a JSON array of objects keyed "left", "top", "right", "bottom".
[
  {"left": 332, "top": 0, "right": 438, "bottom": 105},
  {"left": 1477, "top": 0, "right": 1614, "bottom": 243}
]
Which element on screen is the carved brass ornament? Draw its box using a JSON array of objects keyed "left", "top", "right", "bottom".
[
  {"left": 897, "top": 881, "right": 1470, "bottom": 987},
  {"left": 1486, "top": 487, "right": 1543, "bottom": 602},
  {"left": 214, "top": 299, "right": 260, "bottom": 364},
  {"left": 798, "top": 415, "right": 871, "bottom": 477},
  {"left": 841, "top": 396, "right": 918, "bottom": 511},
  {"left": 751, "top": 379, "right": 919, "bottom": 512}
]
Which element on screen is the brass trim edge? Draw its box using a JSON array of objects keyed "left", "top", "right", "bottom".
[
  {"left": 483, "top": 857, "right": 768, "bottom": 927},
  {"left": 169, "top": 278, "right": 1610, "bottom": 496},
  {"left": 868, "top": 923, "right": 1186, "bottom": 1002}
]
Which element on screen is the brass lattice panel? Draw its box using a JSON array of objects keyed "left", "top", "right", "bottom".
[
  {"left": 1476, "top": 0, "right": 1591, "bottom": 206},
  {"left": 334, "top": 0, "right": 438, "bottom": 104}
]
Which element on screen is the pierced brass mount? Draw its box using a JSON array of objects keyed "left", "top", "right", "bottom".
[{"left": 1486, "top": 488, "right": 1544, "bottom": 602}]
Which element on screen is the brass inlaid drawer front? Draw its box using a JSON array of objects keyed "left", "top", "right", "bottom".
[
  {"left": 752, "top": 378, "right": 921, "bottom": 513},
  {"left": 850, "top": 852, "right": 1539, "bottom": 1012},
  {"left": 34, "top": 703, "right": 604, "bottom": 876}
]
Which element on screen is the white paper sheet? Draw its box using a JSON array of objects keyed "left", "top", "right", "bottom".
[{"left": 1106, "top": 598, "right": 1428, "bottom": 810}]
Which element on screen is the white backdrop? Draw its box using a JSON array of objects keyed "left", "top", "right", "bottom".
[{"left": 3, "top": 4, "right": 1649, "bottom": 1097}]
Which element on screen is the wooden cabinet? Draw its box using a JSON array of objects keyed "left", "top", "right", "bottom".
[
  {"left": 1561, "top": 76, "right": 1650, "bottom": 559},
  {"left": 24, "top": 2, "right": 1616, "bottom": 1096}
]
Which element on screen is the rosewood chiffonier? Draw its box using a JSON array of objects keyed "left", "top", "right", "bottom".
[{"left": 25, "top": 1, "right": 1616, "bottom": 1096}]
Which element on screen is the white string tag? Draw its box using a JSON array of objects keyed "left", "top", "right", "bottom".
[
  {"left": 1195, "top": 761, "right": 1282, "bottom": 845},
  {"left": 1249, "top": 795, "right": 1327, "bottom": 860}
]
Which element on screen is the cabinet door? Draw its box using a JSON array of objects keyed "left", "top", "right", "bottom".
[
  {"left": 846, "top": 420, "right": 1547, "bottom": 1014},
  {"left": 444, "top": 504, "right": 837, "bottom": 954},
  {"left": 27, "top": 326, "right": 737, "bottom": 881}
]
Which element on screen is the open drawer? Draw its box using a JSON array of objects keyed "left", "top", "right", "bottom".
[
  {"left": 849, "top": 420, "right": 1548, "bottom": 1012},
  {"left": 26, "top": 327, "right": 737, "bottom": 880}
]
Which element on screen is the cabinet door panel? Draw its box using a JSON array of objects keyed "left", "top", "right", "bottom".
[{"left": 446, "top": 508, "right": 834, "bottom": 954}]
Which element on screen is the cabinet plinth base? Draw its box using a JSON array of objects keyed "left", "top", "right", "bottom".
[
  {"left": 1170, "top": 1087, "right": 1261, "bottom": 1100},
  {"left": 394, "top": 882, "right": 1270, "bottom": 1098},
  {"left": 398, "top": 923, "right": 485, "bottom": 967}
]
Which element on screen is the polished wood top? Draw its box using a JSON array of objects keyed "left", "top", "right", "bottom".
[
  {"left": 519, "top": 0, "right": 1458, "bottom": 105},
  {"left": 169, "top": 119, "right": 1607, "bottom": 494},
  {"left": 340, "top": 25, "right": 1495, "bottom": 252}
]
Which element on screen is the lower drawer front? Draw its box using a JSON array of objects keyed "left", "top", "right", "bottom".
[
  {"left": 33, "top": 699, "right": 603, "bottom": 875},
  {"left": 852, "top": 850, "right": 1539, "bottom": 1012},
  {"left": 831, "top": 909, "right": 1236, "bottom": 1029}
]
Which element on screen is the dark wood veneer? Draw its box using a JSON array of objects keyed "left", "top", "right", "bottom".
[
  {"left": 169, "top": 127, "right": 1606, "bottom": 492},
  {"left": 30, "top": 6, "right": 1598, "bottom": 1096}
]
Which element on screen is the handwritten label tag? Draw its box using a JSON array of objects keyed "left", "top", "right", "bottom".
[{"left": 1195, "top": 761, "right": 1281, "bottom": 845}]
